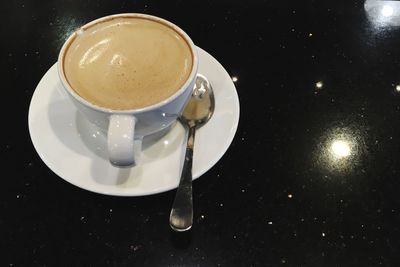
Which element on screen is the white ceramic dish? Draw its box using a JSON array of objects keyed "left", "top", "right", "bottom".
[{"left": 28, "top": 47, "right": 240, "bottom": 196}]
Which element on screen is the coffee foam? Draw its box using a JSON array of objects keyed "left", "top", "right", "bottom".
[{"left": 63, "top": 17, "right": 193, "bottom": 110}]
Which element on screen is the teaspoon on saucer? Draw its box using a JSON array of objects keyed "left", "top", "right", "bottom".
[{"left": 169, "top": 74, "right": 215, "bottom": 232}]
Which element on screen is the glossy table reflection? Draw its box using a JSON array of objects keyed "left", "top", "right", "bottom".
[{"left": 3, "top": 0, "right": 400, "bottom": 266}]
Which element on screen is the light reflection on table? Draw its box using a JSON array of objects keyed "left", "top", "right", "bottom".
[
  {"left": 314, "top": 123, "right": 367, "bottom": 175},
  {"left": 365, "top": 0, "right": 400, "bottom": 27}
]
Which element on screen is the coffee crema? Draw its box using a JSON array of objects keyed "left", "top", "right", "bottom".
[{"left": 63, "top": 17, "right": 193, "bottom": 110}]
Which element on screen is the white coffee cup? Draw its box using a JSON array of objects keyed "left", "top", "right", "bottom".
[{"left": 57, "top": 13, "right": 198, "bottom": 167}]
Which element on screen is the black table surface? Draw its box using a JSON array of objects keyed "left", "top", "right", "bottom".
[{"left": 3, "top": 0, "right": 400, "bottom": 266}]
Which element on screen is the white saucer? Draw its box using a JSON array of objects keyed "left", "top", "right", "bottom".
[{"left": 28, "top": 47, "right": 240, "bottom": 196}]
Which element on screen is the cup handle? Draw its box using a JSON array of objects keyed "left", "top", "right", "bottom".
[{"left": 107, "top": 114, "right": 141, "bottom": 167}]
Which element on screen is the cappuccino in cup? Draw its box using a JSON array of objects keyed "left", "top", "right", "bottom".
[
  {"left": 62, "top": 16, "right": 194, "bottom": 110},
  {"left": 58, "top": 14, "right": 198, "bottom": 167}
]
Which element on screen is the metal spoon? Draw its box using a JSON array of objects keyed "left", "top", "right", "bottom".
[{"left": 169, "top": 74, "right": 215, "bottom": 232}]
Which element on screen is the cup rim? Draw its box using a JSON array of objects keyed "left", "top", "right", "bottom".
[{"left": 57, "top": 13, "right": 199, "bottom": 114}]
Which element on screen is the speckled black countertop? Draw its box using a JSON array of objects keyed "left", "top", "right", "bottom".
[{"left": 3, "top": 0, "right": 400, "bottom": 266}]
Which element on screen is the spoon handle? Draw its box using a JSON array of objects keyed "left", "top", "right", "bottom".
[{"left": 169, "top": 126, "right": 196, "bottom": 231}]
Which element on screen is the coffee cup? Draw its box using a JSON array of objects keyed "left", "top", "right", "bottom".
[{"left": 58, "top": 13, "right": 198, "bottom": 167}]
